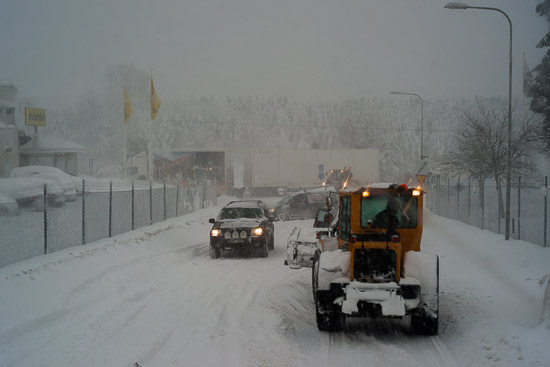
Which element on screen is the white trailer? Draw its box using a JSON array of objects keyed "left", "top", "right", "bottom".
[{"left": 227, "top": 149, "right": 379, "bottom": 194}]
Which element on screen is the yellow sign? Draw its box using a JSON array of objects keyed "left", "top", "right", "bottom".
[
  {"left": 416, "top": 174, "right": 427, "bottom": 185},
  {"left": 25, "top": 107, "right": 46, "bottom": 126}
]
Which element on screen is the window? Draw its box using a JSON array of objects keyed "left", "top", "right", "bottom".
[
  {"left": 361, "top": 195, "right": 417, "bottom": 229},
  {"left": 339, "top": 196, "right": 351, "bottom": 241}
]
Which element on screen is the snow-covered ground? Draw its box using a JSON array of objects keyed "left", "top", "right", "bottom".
[{"left": 0, "top": 196, "right": 549, "bottom": 367}]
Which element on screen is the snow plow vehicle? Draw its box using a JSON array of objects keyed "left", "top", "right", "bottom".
[
  {"left": 284, "top": 194, "right": 339, "bottom": 269},
  {"left": 323, "top": 168, "right": 353, "bottom": 190},
  {"left": 312, "top": 183, "right": 439, "bottom": 334}
]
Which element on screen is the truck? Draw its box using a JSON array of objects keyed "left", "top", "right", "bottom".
[
  {"left": 227, "top": 149, "right": 379, "bottom": 196},
  {"left": 323, "top": 167, "right": 353, "bottom": 190},
  {"left": 310, "top": 183, "right": 439, "bottom": 334}
]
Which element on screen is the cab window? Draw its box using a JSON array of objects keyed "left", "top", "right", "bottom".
[
  {"left": 339, "top": 196, "right": 351, "bottom": 241},
  {"left": 361, "top": 196, "right": 417, "bottom": 229}
]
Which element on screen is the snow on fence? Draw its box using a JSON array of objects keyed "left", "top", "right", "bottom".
[
  {"left": 0, "top": 180, "right": 216, "bottom": 268},
  {"left": 425, "top": 175, "right": 550, "bottom": 247}
]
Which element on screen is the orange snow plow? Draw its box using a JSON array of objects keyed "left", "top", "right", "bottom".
[{"left": 312, "top": 183, "right": 439, "bottom": 334}]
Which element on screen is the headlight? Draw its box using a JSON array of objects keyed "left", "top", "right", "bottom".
[
  {"left": 240, "top": 230, "right": 247, "bottom": 238},
  {"left": 232, "top": 231, "right": 239, "bottom": 239},
  {"left": 269, "top": 208, "right": 275, "bottom": 213},
  {"left": 211, "top": 229, "right": 222, "bottom": 237},
  {"left": 252, "top": 227, "right": 263, "bottom": 236},
  {"left": 224, "top": 232, "right": 231, "bottom": 239}
]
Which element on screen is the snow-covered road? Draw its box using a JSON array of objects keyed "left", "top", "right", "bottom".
[{"left": 1, "top": 198, "right": 549, "bottom": 367}]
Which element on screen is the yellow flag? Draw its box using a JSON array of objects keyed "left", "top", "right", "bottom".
[
  {"left": 123, "top": 86, "right": 134, "bottom": 123},
  {"left": 151, "top": 77, "right": 161, "bottom": 120}
]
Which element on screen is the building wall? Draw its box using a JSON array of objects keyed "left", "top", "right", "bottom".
[{"left": 0, "top": 127, "right": 19, "bottom": 177}]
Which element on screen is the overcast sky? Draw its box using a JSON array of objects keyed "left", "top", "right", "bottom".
[{"left": 1, "top": 0, "right": 547, "bottom": 109}]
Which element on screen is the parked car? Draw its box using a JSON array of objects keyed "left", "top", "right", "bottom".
[
  {"left": 9, "top": 166, "right": 77, "bottom": 201},
  {"left": 0, "top": 194, "right": 20, "bottom": 216},
  {"left": 0, "top": 178, "right": 44, "bottom": 211},
  {"left": 26, "top": 178, "right": 66, "bottom": 207},
  {"left": 269, "top": 186, "right": 337, "bottom": 221},
  {"left": 208, "top": 200, "right": 275, "bottom": 258}
]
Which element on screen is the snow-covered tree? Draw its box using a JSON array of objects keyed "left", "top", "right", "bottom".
[{"left": 528, "top": 1, "right": 550, "bottom": 152}]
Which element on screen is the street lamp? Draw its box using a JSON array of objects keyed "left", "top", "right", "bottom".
[
  {"left": 444, "top": 2, "right": 513, "bottom": 240},
  {"left": 390, "top": 91, "right": 428, "bottom": 160}
]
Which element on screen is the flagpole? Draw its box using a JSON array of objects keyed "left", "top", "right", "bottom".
[
  {"left": 522, "top": 52, "right": 525, "bottom": 121},
  {"left": 148, "top": 68, "right": 152, "bottom": 181},
  {"left": 124, "top": 116, "right": 127, "bottom": 179}
]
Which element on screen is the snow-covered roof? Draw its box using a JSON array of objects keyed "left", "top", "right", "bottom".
[{"left": 20, "top": 135, "right": 86, "bottom": 154}]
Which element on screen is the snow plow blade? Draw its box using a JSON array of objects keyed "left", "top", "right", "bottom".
[{"left": 284, "top": 226, "right": 320, "bottom": 269}]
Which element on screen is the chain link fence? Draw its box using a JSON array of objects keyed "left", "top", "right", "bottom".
[
  {"left": 0, "top": 180, "right": 216, "bottom": 268},
  {"left": 425, "top": 175, "right": 549, "bottom": 247}
]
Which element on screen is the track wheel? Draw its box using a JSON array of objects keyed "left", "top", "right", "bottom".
[
  {"left": 315, "top": 291, "right": 344, "bottom": 332},
  {"left": 411, "top": 313, "right": 438, "bottom": 335}
]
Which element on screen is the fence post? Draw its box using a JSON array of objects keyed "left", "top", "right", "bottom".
[
  {"left": 176, "top": 180, "right": 179, "bottom": 217},
  {"left": 447, "top": 178, "right": 450, "bottom": 218},
  {"left": 82, "top": 179, "right": 86, "bottom": 245},
  {"left": 132, "top": 180, "right": 135, "bottom": 230},
  {"left": 479, "top": 178, "right": 485, "bottom": 229},
  {"left": 518, "top": 175, "right": 521, "bottom": 240},
  {"left": 545, "top": 176, "right": 548, "bottom": 247},
  {"left": 150, "top": 180, "right": 153, "bottom": 225},
  {"left": 109, "top": 181, "right": 113, "bottom": 237},
  {"left": 498, "top": 178, "right": 501, "bottom": 235},
  {"left": 457, "top": 177, "right": 460, "bottom": 221},
  {"left": 436, "top": 179, "right": 440, "bottom": 216},
  {"left": 163, "top": 178, "right": 167, "bottom": 221},
  {"left": 44, "top": 184, "right": 48, "bottom": 255},
  {"left": 468, "top": 176, "right": 471, "bottom": 225}
]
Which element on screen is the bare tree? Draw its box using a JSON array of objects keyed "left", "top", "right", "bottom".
[{"left": 440, "top": 97, "right": 539, "bottom": 217}]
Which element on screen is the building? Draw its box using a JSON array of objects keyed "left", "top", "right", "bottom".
[
  {"left": 19, "top": 135, "right": 86, "bottom": 175},
  {"left": 0, "top": 82, "right": 86, "bottom": 177},
  {"left": 0, "top": 82, "right": 19, "bottom": 177}
]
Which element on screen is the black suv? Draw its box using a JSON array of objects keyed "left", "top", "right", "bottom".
[{"left": 208, "top": 200, "right": 275, "bottom": 258}]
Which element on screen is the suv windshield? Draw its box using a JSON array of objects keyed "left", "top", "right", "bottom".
[
  {"left": 218, "top": 207, "right": 263, "bottom": 220},
  {"left": 361, "top": 195, "right": 417, "bottom": 229}
]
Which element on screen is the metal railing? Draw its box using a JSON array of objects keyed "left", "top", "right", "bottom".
[
  {"left": 0, "top": 180, "right": 216, "bottom": 268},
  {"left": 425, "top": 175, "right": 549, "bottom": 247}
]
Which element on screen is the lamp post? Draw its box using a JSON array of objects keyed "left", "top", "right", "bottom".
[
  {"left": 444, "top": 2, "right": 513, "bottom": 240},
  {"left": 390, "top": 91, "right": 428, "bottom": 160}
]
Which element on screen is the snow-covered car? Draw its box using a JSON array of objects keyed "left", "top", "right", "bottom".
[
  {"left": 0, "top": 194, "right": 20, "bottom": 216},
  {"left": 208, "top": 200, "right": 275, "bottom": 258},
  {"left": 9, "top": 166, "right": 77, "bottom": 201},
  {"left": 0, "top": 178, "right": 44, "bottom": 211},
  {"left": 269, "top": 186, "right": 336, "bottom": 221},
  {"left": 26, "top": 178, "right": 66, "bottom": 207}
]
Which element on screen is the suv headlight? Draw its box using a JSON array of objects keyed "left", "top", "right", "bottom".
[
  {"left": 251, "top": 227, "right": 263, "bottom": 236},
  {"left": 211, "top": 229, "right": 222, "bottom": 237}
]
